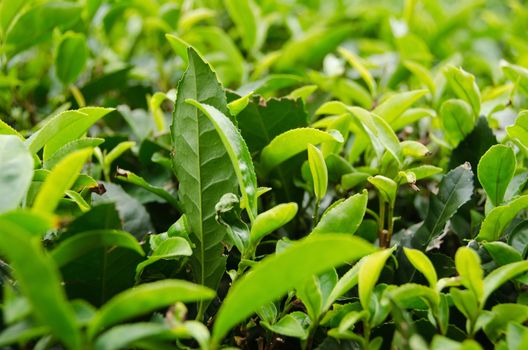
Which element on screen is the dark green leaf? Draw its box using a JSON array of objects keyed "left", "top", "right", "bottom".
[{"left": 410, "top": 163, "right": 474, "bottom": 250}]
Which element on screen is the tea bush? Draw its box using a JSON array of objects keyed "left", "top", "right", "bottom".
[{"left": 1, "top": 0, "right": 528, "bottom": 349}]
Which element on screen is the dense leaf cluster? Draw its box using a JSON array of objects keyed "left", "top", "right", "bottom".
[{"left": 1, "top": 0, "right": 528, "bottom": 349}]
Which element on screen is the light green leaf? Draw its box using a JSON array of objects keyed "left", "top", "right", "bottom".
[
  {"left": 502, "top": 61, "right": 528, "bottom": 96},
  {"left": 250, "top": 203, "right": 298, "bottom": 246},
  {"left": 338, "top": 47, "right": 376, "bottom": 95},
  {"left": 455, "top": 247, "right": 484, "bottom": 302},
  {"left": 0, "top": 214, "right": 81, "bottom": 350},
  {"left": 387, "top": 283, "right": 439, "bottom": 308},
  {"left": 477, "top": 195, "right": 528, "bottom": 241},
  {"left": 50, "top": 230, "right": 144, "bottom": 267},
  {"left": 227, "top": 91, "right": 253, "bottom": 117},
  {"left": 224, "top": 0, "right": 263, "bottom": 54},
  {"left": 477, "top": 145, "right": 516, "bottom": 207},
  {"left": 483, "top": 241, "right": 522, "bottom": 266},
  {"left": 260, "top": 128, "right": 343, "bottom": 173},
  {"left": 483, "top": 261, "right": 528, "bottom": 303},
  {"left": 211, "top": 234, "right": 376, "bottom": 344},
  {"left": 44, "top": 138, "right": 104, "bottom": 170},
  {"left": 32, "top": 149, "right": 92, "bottom": 214},
  {"left": 135, "top": 237, "right": 192, "bottom": 280},
  {"left": 507, "top": 111, "right": 528, "bottom": 156},
  {"left": 403, "top": 248, "right": 437, "bottom": 288},
  {"left": 372, "top": 90, "right": 427, "bottom": 125},
  {"left": 313, "top": 190, "right": 368, "bottom": 235},
  {"left": 358, "top": 247, "right": 395, "bottom": 312},
  {"left": 440, "top": 99, "right": 474, "bottom": 148},
  {"left": 444, "top": 65, "right": 481, "bottom": 117},
  {"left": 261, "top": 312, "right": 310, "bottom": 340},
  {"left": 404, "top": 61, "right": 436, "bottom": 96},
  {"left": 185, "top": 99, "right": 258, "bottom": 220},
  {"left": 166, "top": 33, "right": 191, "bottom": 64},
  {"left": 171, "top": 48, "right": 238, "bottom": 315},
  {"left": 401, "top": 140, "right": 431, "bottom": 158},
  {"left": 0, "top": 0, "right": 27, "bottom": 36},
  {"left": 368, "top": 175, "right": 397, "bottom": 205},
  {"left": 405, "top": 165, "right": 443, "bottom": 181},
  {"left": 26, "top": 107, "right": 113, "bottom": 160},
  {"left": 0, "top": 135, "right": 33, "bottom": 213},
  {"left": 94, "top": 323, "right": 174, "bottom": 350},
  {"left": 55, "top": 32, "right": 88, "bottom": 85},
  {"left": 88, "top": 280, "right": 215, "bottom": 338},
  {"left": 307, "top": 144, "right": 328, "bottom": 201},
  {"left": 507, "top": 323, "right": 528, "bottom": 350},
  {"left": 5, "top": 2, "right": 82, "bottom": 56}
]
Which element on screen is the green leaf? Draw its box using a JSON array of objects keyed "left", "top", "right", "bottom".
[
  {"left": 88, "top": 280, "right": 215, "bottom": 338},
  {"left": 185, "top": 99, "right": 258, "bottom": 220},
  {"left": 484, "top": 304, "right": 528, "bottom": 342},
  {"left": 372, "top": 90, "right": 427, "bottom": 125},
  {"left": 477, "top": 195, "right": 528, "bottom": 241},
  {"left": 349, "top": 106, "right": 401, "bottom": 162},
  {"left": 115, "top": 168, "right": 180, "bottom": 210},
  {"left": 406, "top": 165, "right": 443, "bottom": 181},
  {"left": 5, "top": 2, "right": 82, "bottom": 56},
  {"left": 358, "top": 247, "right": 395, "bottom": 312},
  {"left": 312, "top": 190, "right": 368, "bottom": 235},
  {"left": 250, "top": 203, "right": 298, "bottom": 246},
  {"left": 324, "top": 263, "right": 362, "bottom": 311},
  {"left": 50, "top": 230, "right": 144, "bottom": 267},
  {"left": 450, "top": 288, "right": 479, "bottom": 325},
  {"left": 338, "top": 47, "right": 376, "bottom": 95},
  {"left": 26, "top": 107, "right": 113, "bottom": 160},
  {"left": 387, "top": 283, "right": 439, "bottom": 308},
  {"left": 224, "top": 0, "right": 263, "bottom": 54},
  {"left": 260, "top": 128, "right": 343, "bottom": 173},
  {"left": 135, "top": 237, "right": 192, "bottom": 281},
  {"left": 506, "top": 111, "right": 528, "bottom": 156},
  {"left": 477, "top": 145, "right": 516, "bottom": 207},
  {"left": 455, "top": 247, "right": 484, "bottom": 302},
  {"left": 443, "top": 65, "right": 481, "bottom": 117},
  {"left": 502, "top": 61, "right": 528, "bottom": 96},
  {"left": 483, "top": 261, "right": 528, "bottom": 303},
  {"left": 403, "top": 61, "right": 436, "bottom": 96},
  {"left": 403, "top": 248, "right": 437, "bottom": 288},
  {"left": 400, "top": 141, "right": 431, "bottom": 158},
  {"left": 0, "top": 0, "right": 27, "bottom": 36},
  {"left": 32, "top": 149, "right": 92, "bottom": 214},
  {"left": 211, "top": 234, "right": 376, "bottom": 344},
  {"left": 507, "top": 323, "right": 528, "bottom": 350},
  {"left": 104, "top": 141, "right": 135, "bottom": 170},
  {"left": 44, "top": 137, "right": 104, "bottom": 170},
  {"left": 411, "top": 163, "right": 474, "bottom": 250},
  {"left": 171, "top": 48, "right": 238, "bottom": 311},
  {"left": 274, "top": 24, "right": 353, "bottom": 71},
  {"left": 55, "top": 32, "right": 89, "bottom": 85},
  {"left": 0, "top": 320, "right": 48, "bottom": 347},
  {"left": 483, "top": 241, "right": 522, "bottom": 266},
  {"left": 0, "top": 135, "right": 33, "bottom": 213},
  {"left": 227, "top": 91, "right": 253, "bottom": 117},
  {"left": 368, "top": 175, "right": 398, "bottom": 206},
  {"left": 261, "top": 312, "right": 310, "bottom": 340},
  {"left": 236, "top": 96, "right": 308, "bottom": 153},
  {"left": 0, "top": 213, "right": 81, "bottom": 350},
  {"left": 307, "top": 144, "right": 328, "bottom": 201},
  {"left": 94, "top": 323, "right": 175, "bottom": 350},
  {"left": 440, "top": 99, "right": 474, "bottom": 148}
]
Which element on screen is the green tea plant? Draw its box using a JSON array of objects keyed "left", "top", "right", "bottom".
[{"left": 1, "top": 0, "right": 528, "bottom": 349}]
